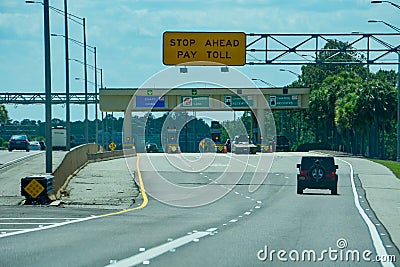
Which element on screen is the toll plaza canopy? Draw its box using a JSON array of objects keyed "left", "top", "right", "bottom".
[{"left": 99, "top": 87, "right": 310, "bottom": 112}]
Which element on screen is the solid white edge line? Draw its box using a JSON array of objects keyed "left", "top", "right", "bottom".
[
  {"left": 105, "top": 231, "right": 212, "bottom": 267},
  {"left": 0, "top": 216, "right": 99, "bottom": 238},
  {"left": 337, "top": 158, "right": 394, "bottom": 267},
  {"left": 0, "top": 218, "right": 81, "bottom": 220}
]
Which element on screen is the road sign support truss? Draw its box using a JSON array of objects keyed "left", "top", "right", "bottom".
[
  {"left": 246, "top": 33, "right": 400, "bottom": 65},
  {"left": 0, "top": 93, "right": 98, "bottom": 105}
]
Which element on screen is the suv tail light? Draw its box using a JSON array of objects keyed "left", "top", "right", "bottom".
[
  {"left": 300, "top": 170, "right": 305, "bottom": 176},
  {"left": 326, "top": 171, "right": 337, "bottom": 180}
]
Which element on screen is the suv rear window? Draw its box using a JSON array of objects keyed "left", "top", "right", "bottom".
[
  {"left": 11, "top": 135, "right": 27, "bottom": 140},
  {"left": 300, "top": 156, "right": 335, "bottom": 171}
]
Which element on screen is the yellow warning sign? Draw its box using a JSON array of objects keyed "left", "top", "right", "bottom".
[
  {"left": 163, "top": 32, "right": 246, "bottom": 66},
  {"left": 109, "top": 142, "right": 116, "bottom": 151},
  {"left": 24, "top": 179, "right": 45, "bottom": 198}
]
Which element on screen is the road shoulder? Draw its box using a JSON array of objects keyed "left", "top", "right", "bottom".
[{"left": 62, "top": 157, "right": 139, "bottom": 210}]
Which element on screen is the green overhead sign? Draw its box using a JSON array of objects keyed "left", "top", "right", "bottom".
[
  {"left": 224, "top": 95, "right": 254, "bottom": 108},
  {"left": 269, "top": 95, "right": 299, "bottom": 107},
  {"left": 180, "top": 96, "right": 209, "bottom": 108}
]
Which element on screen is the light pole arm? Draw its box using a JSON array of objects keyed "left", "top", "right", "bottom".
[{"left": 386, "top": 0, "right": 400, "bottom": 9}]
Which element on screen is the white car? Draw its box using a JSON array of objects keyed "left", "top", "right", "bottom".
[{"left": 29, "top": 141, "right": 41, "bottom": 150}]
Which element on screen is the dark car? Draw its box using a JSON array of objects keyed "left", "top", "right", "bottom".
[
  {"left": 296, "top": 156, "right": 338, "bottom": 195},
  {"left": 270, "top": 135, "right": 291, "bottom": 152},
  {"left": 39, "top": 141, "right": 46, "bottom": 150},
  {"left": 145, "top": 143, "right": 159, "bottom": 153},
  {"left": 8, "top": 135, "right": 30, "bottom": 152},
  {"left": 225, "top": 139, "right": 231, "bottom": 152}
]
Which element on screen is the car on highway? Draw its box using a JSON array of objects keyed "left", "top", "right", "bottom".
[
  {"left": 231, "top": 135, "right": 257, "bottom": 154},
  {"left": 270, "top": 135, "right": 291, "bottom": 152},
  {"left": 39, "top": 141, "right": 46, "bottom": 150},
  {"left": 8, "top": 135, "right": 30, "bottom": 152},
  {"left": 29, "top": 141, "right": 41, "bottom": 150},
  {"left": 28, "top": 141, "right": 45, "bottom": 151},
  {"left": 296, "top": 156, "right": 338, "bottom": 195},
  {"left": 145, "top": 143, "right": 159, "bottom": 153},
  {"left": 225, "top": 139, "right": 231, "bottom": 152}
]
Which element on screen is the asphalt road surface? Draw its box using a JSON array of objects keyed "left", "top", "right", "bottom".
[
  {"left": 0, "top": 149, "right": 43, "bottom": 168},
  {"left": 0, "top": 152, "right": 398, "bottom": 267}
]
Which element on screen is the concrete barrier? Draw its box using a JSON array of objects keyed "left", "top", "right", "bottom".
[{"left": 52, "top": 144, "right": 136, "bottom": 199}]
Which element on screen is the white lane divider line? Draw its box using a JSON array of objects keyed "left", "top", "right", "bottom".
[
  {"left": 224, "top": 154, "right": 258, "bottom": 168},
  {"left": 229, "top": 219, "right": 238, "bottom": 223},
  {"left": 105, "top": 231, "right": 213, "bottom": 267},
  {"left": 0, "top": 216, "right": 98, "bottom": 238},
  {"left": 337, "top": 158, "right": 395, "bottom": 267}
]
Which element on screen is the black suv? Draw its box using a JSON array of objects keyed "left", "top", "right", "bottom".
[
  {"left": 270, "top": 136, "right": 291, "bottom": 152},
  {"left": 296, "top": 156, "right": 338, "bottom": 195},
  {"left": 145, "top": 143, "right": 159, "bottom": 153}
]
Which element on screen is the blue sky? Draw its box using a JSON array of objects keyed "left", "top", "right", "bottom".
[{"left": 0, "top": 0, "right": 399, "bottom": 121}]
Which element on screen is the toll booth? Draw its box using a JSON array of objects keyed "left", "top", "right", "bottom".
[
  {"left": 166, "top": 128, "right": 180, "bottom": 154},
  {"left": 210, "top": 121, "right": 224, "bottom": 153}
]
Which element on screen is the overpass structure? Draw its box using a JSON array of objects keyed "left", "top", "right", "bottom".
[{"left": 0, "top": 92, "right": 97, "bottom": 105}]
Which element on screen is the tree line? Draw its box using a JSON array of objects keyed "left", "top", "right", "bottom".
[{"left": 277, "top": 40, "right": 398, "bottom": 159}]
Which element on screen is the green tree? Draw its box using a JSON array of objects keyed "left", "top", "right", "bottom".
[{"left": 0, "top": 105, "right": 8, "bottom": 124}]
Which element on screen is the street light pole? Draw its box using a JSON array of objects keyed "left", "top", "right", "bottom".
[
  {"left": 398, "top": 52, "right": 400, "bottom": 162},
  {"left": 64, "top": 0, "right": 70, "bottom": 151},
  {"left": 251, "top": 78, "right": 278, "bottom": 88},
  {"left": 368, "top": 19, "right": 400, "bottom": 161},
  {"left": 279, "top": 68, "right": 301, "bottom": 78},
  {"left": 94, "top": 47, "right": 98, "bottom": 145},
  {"left": 83, "top": 18, "right": 89, "bottom": 144},
  {"left": 44, "top": 0, "right": 52, "bottom": 173},
  {"left": 100, "top": 68, "right": 104, "bottom": 148},
  {"left": 371, "top": 0, "right": 400, "bottom": 9}
]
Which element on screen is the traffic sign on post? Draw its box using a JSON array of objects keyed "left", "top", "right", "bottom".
[
  {"left": 109, "top": 142, "right": 116, "bottom": 151},
  {"left": 163, "top": 32, "right": 246, "bottom": 66}
]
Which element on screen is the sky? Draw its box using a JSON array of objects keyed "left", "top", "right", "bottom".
[{"left": 0, "top": 0, "right": 399, "bottom": 122}]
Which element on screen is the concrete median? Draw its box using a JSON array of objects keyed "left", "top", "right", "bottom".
[{"left": 52, "top": 144, "right": 136, "bottom": 200}]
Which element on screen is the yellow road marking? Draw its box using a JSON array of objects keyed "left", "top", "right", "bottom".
[{"left": 100, "top": 153, "right": 148, "bottom": 217}]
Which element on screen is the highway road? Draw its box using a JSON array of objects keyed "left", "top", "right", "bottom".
[
  {"left": 0, "top": 152, "right": 398, "bottom": 266},
  {"left": 0, "top": 150, "right": 43, "bottom": 168},
  {"left": 0, "top": 150, "right": 66, "bottom": 206}
]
